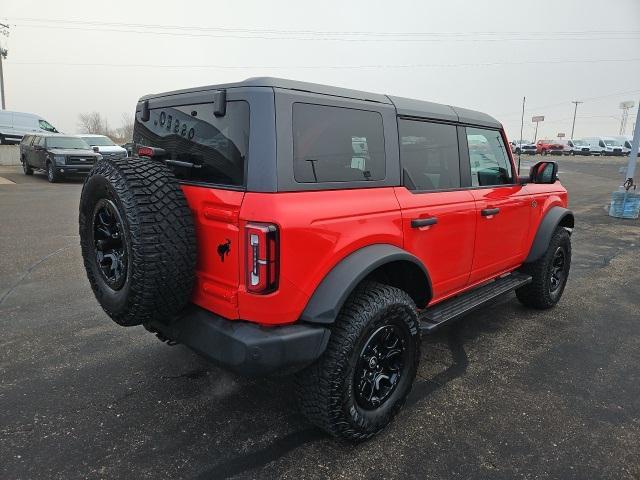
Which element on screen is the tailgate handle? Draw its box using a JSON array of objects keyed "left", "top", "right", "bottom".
[
  {"left": 481, "top": 208, "right": 500, "bottom": 217},
  {"left": 411, "top": 217, "right": 438, "bottom": 228}
]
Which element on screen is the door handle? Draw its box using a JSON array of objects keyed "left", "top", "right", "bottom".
[
  {"left": 411, "top": 217, "right": 438, "bottom": 228},
  {"left": 481, "top": 208, "right": 500, "bottom": 217}
]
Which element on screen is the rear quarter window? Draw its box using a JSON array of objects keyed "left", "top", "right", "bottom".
[
  {"left": 133, "top": 100, "right": 250, "bottom": 187},
  {"left": 292, "top": 103, "right": 385, "bottom": 183}
]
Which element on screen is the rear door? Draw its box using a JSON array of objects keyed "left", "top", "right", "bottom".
[
  {"left": 463, "top": 127, "right": 532, "bottom": 284},
  {"left": 394, "top": 119, "right": 476, "bottom": 300},
  {"left": 133, "top": 93, "right": 250, "bottom": 319}
]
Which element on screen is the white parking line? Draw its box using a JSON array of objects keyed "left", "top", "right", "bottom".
[{"left": 0, "top": 176, "right": 16, "bottom": 185}]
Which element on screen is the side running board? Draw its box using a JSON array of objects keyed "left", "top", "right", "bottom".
[{"left": 419, "top": 272, "right": 532, "bottom": 334}]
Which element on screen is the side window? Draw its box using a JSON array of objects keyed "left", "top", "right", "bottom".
[
  {"left": 21, "top": 135, "right": 31, "bottom": 145},
  {"left": 38, "top": 119, "right": 58, "bottom": 133},
  {"left": 599, "top": 140, "right": 605, "bottom": 148},
  {"left": 465, "top": 127, "right": 513, "bottom": 187},
  {"left": 33, "top": 136, "right": 44, "bottom": 147},
  {"left": 293, "top": 103, "right": 385, "bottom": 183},
  {"left": 398, "top": 119, "right": 460, "bottom": 191}
]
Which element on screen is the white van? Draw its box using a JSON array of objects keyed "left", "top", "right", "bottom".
[
  {"left": 582, "top": 137, "right": 624, "bottom": 156},
  {"left": 609, "top": 135, "right": 633, "bottom": 155},
  {"left": 0, "top": 110, "right": 59, "bottom": 144}
]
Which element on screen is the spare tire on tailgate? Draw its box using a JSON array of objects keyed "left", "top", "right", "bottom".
[{"left": 79, "top": 157, "right": 197, "bottom": 326}]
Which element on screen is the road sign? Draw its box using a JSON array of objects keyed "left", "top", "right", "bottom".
[
  {"left": 532, "top": 115, "right": 545, "bottom": 123},
  {"left": 557, "top": 132, "right": 565, "bottom": 138}
]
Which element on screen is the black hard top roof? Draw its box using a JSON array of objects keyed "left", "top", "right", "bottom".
[{"left": 140, "top": 77, "right": 501, "bottom": 129}]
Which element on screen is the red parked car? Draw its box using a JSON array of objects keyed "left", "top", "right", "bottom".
[
  {"left": 79, "top": 78, "right": 574, "bottom": 441},
  {"left": 536, "top": 139, "right": 565, "bottom": 155}
]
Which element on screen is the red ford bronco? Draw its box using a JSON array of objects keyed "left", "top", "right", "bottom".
[{"left": 79, "top": 78, "right": 573, "bottom": 441}]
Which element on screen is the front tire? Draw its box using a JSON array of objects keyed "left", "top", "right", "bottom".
[
  {"left": 296, "top": 282, "right": 420, "bottom": 441},
  {"left": 516, "top": 227, "right": 571, "bottom": 309},
  {"left": 46, "top": 161, "right": 60, "bottom": 183}
]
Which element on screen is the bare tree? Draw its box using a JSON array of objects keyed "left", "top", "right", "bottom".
[
  {"left": 77, "top": 111, "right": 108, "bottom": 135},
  {"left": 77, "top": 112, "right": 135, "bottom": 144},
  {"left": 116, "top": 113, "right": 134, "bottom": 143}
]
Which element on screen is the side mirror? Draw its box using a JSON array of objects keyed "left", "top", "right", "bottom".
[
  {"left": 92, "top": 146, "right": 99, "bottom": 153},
  {"left": 33, "top": 144, "right": 44, "bottom": 151},
  {"left": 529, "top": 161, "right": 558, "bottom": 184}
]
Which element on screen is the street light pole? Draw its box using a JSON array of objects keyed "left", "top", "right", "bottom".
[{"left": 570, "top": 100, "right": 582, "bottom": 139}]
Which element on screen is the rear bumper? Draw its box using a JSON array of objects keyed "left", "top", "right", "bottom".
[{"left": 145, "top": 306, "right": 330, "bottom": 376}]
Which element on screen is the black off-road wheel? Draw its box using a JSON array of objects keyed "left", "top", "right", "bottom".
[
  {"left": 516, "top": 227, "right": 571, "bottom": 309},
  {"left": 79, "top": 157, "right": 197, "bottom": 326},
  {"left": 296, "top": 282, "right": 420, "bottom": 442},
  {"left": 22, "top": 157, "right": 33, "bottom": 175}
]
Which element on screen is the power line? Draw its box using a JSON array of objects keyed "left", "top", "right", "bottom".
[
  {"left": 8, "top": 17, "right": 640, "bottom": 38},
  {"left": 10, "top": 57, "right": 640, "bottom": 70},
  {"left": 7, "top": 20, "right": 640, "bottom": 42}
]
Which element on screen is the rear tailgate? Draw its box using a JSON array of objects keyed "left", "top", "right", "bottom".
[{"left": 182, "top": 185, "right": 244, "bottom": 319}]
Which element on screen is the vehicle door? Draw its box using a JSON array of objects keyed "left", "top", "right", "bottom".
[
  {"left": 32, "top": 136, "right": 47, "bottom": 168},
  {"left": 394, "top": 119, "right": 476, "bottom": 301},
  {"left": 463, "top": 126, "right": 533, "bottom": 284}
]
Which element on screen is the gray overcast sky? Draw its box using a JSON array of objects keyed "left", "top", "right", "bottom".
[{"left": 2, "top": 0, "right": 640, "bottom": 140}]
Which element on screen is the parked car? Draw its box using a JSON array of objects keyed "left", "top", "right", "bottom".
[
  {"left": 583, "top": 137, "right": 624, "bottom": 156},
  {"left": 0, "top": 110, "right": 59, "bottom": 144},
  {"left": 511, "top": 140, "right": 537, "bottom": 155},
  {"left": 559, "top": 139, "right": 591, "bottom": 156},
  {"left": 79, "top": 134, "right": 128, "bottom": 159},
  {"left": 20, "top": 134, "right": 102, "bottom": 182},
  {"left": 121, "top": 142, "right": 136, "bottom": 157},
  {"left": 536, "top": 139, "right": 564, "bottom": 155},
  {"left": 78, "top": 77, "right": 573, "bottom": 441}
]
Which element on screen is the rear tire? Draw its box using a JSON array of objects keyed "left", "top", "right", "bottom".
[
  {"left": 79, "top": 157, "right": 197, "bottom": 326},
  {"left": 22, "top": 157, "right": 33, "bottom": 175},
  {"left": 296, "top": 282, "right": 420, "bottom": 441},
  {"left": 516, "top": 227, "right": 571, "bottom": 309}
]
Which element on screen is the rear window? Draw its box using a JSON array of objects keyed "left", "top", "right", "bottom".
[
  {"left": 399, "top": 119, "right": 460, "bottom": 191},
  {"left": 133, "top": 101, "right": 249, "bottom": 187},
  {"left": 293, "top": 103, "right": 385, "bottom": 183}
]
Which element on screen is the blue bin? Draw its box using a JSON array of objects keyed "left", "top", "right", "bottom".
[{"left": 609, "top": 190, "right": 640, "bottom": 219}]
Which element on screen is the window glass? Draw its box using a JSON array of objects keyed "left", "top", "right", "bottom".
[
  {"left": 82, "top": 136, "right": 115, "bottom": 146},
  {"left": 21, "top": 135, "right": 31, "bottom": 145},
  {"left": 466, "top": 127, "right": 513, "bottom": 186},
  {"left": 46, "top": 136, "right": 91, "bottom": 149},
  {"left": 399, "top": 119, "right": 460, "bottom": 191},
  {"left": 293, "top": 103, "right": 385, "bottom": 183},
  {"left": 133, "top": 101, "right": 249, "bottom": 187},
  {"left": 34, "top": 136, "right": 45, "bottom": 146},
  {"left": 38, "top": 119, "right": 58, "bottom": 133}
]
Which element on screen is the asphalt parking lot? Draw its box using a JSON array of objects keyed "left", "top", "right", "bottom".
[{"left": 1, "top": 155, "right": 639, "bottom": 479}]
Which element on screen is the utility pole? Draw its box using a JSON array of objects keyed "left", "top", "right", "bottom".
[
  {"left": 518, "top": 96, "right": 525, "bottom": 175},
  {"left": 0, "top": 22, "right": 9, "bottom": 110},
  {"left": 570, "top": 100, "right": 582, "bottom": 139}
]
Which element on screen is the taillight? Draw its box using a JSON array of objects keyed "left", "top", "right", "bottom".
[
  {"left": 245, "top": 222, "right": 279, "bottom": 294},
  {"left": 137, "top": 146, "right": 154, "bottom": 157},
  {"left": 136, "top": 146, "right": 166, "bottom": 158}
]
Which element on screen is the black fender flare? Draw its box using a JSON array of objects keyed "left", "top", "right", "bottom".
[
  {"left": 525, "top": 206, "right": 574, "bottom": 263},
  {"left": 300, "top": 244, "right": 432, "bottom": 325}
]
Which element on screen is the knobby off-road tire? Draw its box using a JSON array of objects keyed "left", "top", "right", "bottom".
[
  {"left": 79, "top": 157, "right": 196, "bottom": 326},
  {"left": 296, "top": 282, "right": 420, "bottom": 442},
  {"left": 516, "top": 227, "right": 571, "bottom": 309}
]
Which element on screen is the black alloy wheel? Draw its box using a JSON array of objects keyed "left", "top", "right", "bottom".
[
  {"left": 354, "top": 324, "right": 409, "bottom": 410},
  {"left": 92, "top": 199, "right": 128, "bottom": 291},
  {"left": 549, "top": 246, "right": 567, "bottom": 294}
]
